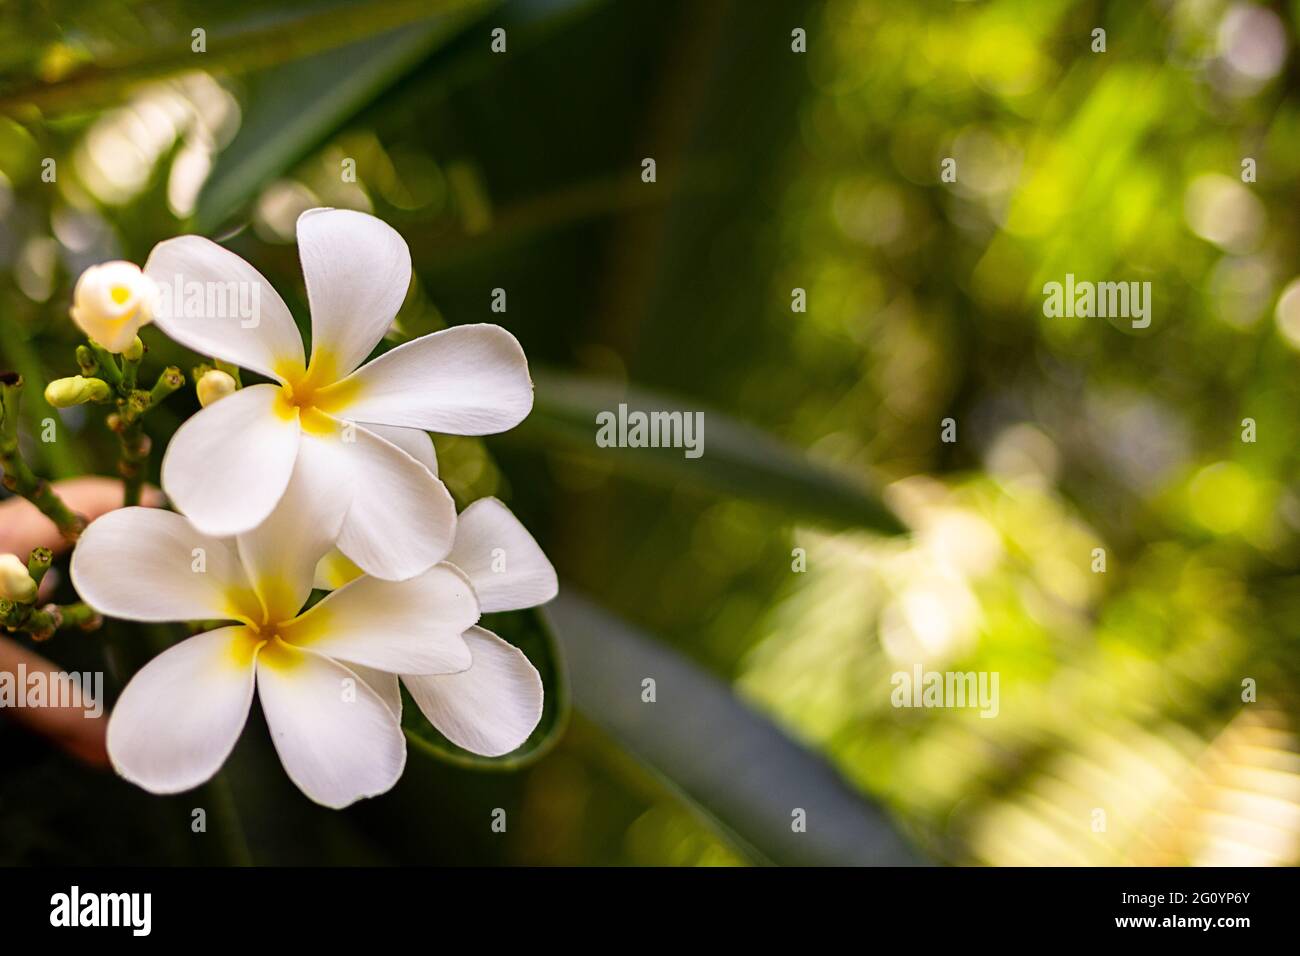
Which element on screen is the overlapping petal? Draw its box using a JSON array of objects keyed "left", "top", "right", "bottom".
[
  {"left": 160, "top": 383, "right": 301, "bottom": 537},
  {"left": 106, "top": 626, "right": 257, "bottom": 794},
  {"left": 361, "top": 422, "right": 437, "bottom": 475},
  {"left": 279, "top": 563, "right": 476, "bottom": 674},
  {"left": 235, "top": 433, "right": 351, "bottom": 624},
  {"left": 144, "top": 236, "right": 305, "bottom": 380},
  {"left": 349, "top": 664, "right": 403, "bottom": 720},
  {"left": 402, "top": 626, "right": 543, "bottom": 757},
  {"left": 445, "top": 497, "right": 558, "bottom": 613},
  {"left": 331, "top": 423, "right": 456, "bottom": 581}
]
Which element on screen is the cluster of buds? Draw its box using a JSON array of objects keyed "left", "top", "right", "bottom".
[{"left": 0, "top": 548, "right": 97, "bottom": 641}]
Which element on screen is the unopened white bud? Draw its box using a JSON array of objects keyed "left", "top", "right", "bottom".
[
  {"left": 196, "top": 369, "right": 237, "bottom": 407},
  {"left": 0, "top": 554, "right": 37, "bottom": 604}
]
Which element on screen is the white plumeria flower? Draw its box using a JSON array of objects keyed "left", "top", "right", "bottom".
[
  {"left": 70, "top": 260, "right": 157, "bottom": 353},
  {"left": 71, "top": 460, "right": 480, "bottom": 808},
  {"left": 315, "top": 496, "right": 557, "bottom": 757},
  {"left": 141, "top": 207, "right": 534, "bottom": 581}
]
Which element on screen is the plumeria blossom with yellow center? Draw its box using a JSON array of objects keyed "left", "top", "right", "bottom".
[
  {"left": 316, "top": 496, "right": 557, "bottom": 757},
  {"left": 70, "top": 456, "right": 482, "bottom": 808},
  {"left": 141, "top": 207, "right": 534, "bottom": 581},
  {"left": 70, "top": 260, "right": 157, "bottom": 353}
]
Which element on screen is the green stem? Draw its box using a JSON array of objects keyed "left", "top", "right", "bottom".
[
  {"left": 0, "top": 600, "right": 101, "bottom": 641},
  {"left": 148, "top": 366, "right": 185, "bottom": 407},
  {"left": 112, "top": 368, "right": 183, "bottom": 507},
  {"left": 0, "top": 374, "right": 86, "bottom": 541},
  {"left": 87, "top": 343, "right": 122, "bottom": 389}
]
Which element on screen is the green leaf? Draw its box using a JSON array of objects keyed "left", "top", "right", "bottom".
[
  {"left": 0, "top": 0, "right": 491, "bottom": 117},
  {"left": 544, "top": 589, "right": 921, "bottom": 866},
  {"left": 403, "top": 606, "right": 569, "bottom": 770},
  {"left": 194, "top": 5, "right": 489, "bottom": 234},
  {"left": 510, "top": 368, "right": 906, "bottom": 534}
]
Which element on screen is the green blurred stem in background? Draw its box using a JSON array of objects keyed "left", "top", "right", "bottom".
[{"left": 0, "top": 372, "right": 86, "bottom": 540}]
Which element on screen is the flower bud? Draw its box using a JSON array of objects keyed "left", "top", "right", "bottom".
[
  {"left": 45, "top": 375, "right": 112, "bottom": 408},
  {"left": 196, "top": 369, "right": 237, "bottom": 407},
  {"left": 70, "top": 261, "right": 157, "bottom": 353},
  {"left": 121, "top": 336, "right": 145, "bottom": 362},
  {"left": 0, "top": 553, "right": 37, "bottom": 604}
]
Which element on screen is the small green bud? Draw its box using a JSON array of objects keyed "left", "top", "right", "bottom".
[
  {"left": 44, "top": 375, "right": 112, "bottom": 408},
  {"left": 122, "top": 336, "right": 145, "bottom": 362}
]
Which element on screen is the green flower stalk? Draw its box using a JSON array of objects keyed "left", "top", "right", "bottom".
[{"left": 0, "top": 373, "right": 86, "bottom": 541}]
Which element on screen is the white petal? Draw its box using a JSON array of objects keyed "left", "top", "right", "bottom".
[
  {"left": 144, "top": 236, "right": 305, "bottom": 381},
  {"left": 334, "top": 424, "right": 456, "bottom": 581},
  {"left": 235, "top": 431, "right": 352, "bottom": 624},
  {"left": 71, "top": 508, "right": 252, "bottom": 623},
  {"left": 106, "top": 627, "right": 257, "bottom": 794},
  {"left": 279, "top": 563, "right": 476, "bottom": 675},
  {"left": 403, "top": 626, "right": 542, "bottom": 758},
  {"left": 161, "top": 383, "right": 301, "bottom": 537},
  {"left": 447, "top": 497, "right": 558, "bottom": 613},
  {"left": 297, "top": 208, "right": 411, "bottom": 380},
  {"left": 349, "top": 664, "right": 402, "bottom": 720},
  {"left": 361, "top": 423, "right": 437, "bottom": 475},
  {"left": 256, "top": 643, "right": 406, "bottom": 808},
  {"left": 337, "top": 325, "right": 533, "bottom": 434}
]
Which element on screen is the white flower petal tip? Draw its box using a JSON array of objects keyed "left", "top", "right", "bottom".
[
  {"left": 447, "top": 497, "right": 558, "bottom": 613},
  {"left": 143, "top": 235, "right": 304, "bottom": 380},
  {"left": 297, "top": 207, "right": 412, "bottom": 379},
  {"left": 403, "top": 626, "right": 543, "bottom": 758},
  {"left": 340, "top": 324, "right": 535, "bottom": 435},
  {"left": 70, "top": 508, "right": 249, "bottom": 623},
  {"left": 257, "top": 645, "right": 406, "bottom": 808},
  {"left": 106, "top": 626, "right": 257, "bottom": 795}
]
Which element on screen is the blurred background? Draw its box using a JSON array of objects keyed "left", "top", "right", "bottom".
[{"left": 3, "top": 0, "right": 1300, "bottom": 866}]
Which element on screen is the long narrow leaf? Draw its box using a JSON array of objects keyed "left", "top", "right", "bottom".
[
  {"left": 544, "top": 589, "right": 921, "bottom": 866},
  {"left": 194, "top": 7, "right": 489, "bottom": 233},
  {"left": 509, "top": 368, "right": 906, "bottom": 534},
  {"left": 0, "top": 0, "right": 491, "bottom": 116}
]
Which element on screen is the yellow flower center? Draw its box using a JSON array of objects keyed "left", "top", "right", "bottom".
[
  {"left": 272, "top": 351, "right": 360, "bottom": 435},
  {"left": 223, "top": 581, "right": 333, "bottom": 673},
  {"left": 109, "top": 284, "right": 132, "bottom": 305}
]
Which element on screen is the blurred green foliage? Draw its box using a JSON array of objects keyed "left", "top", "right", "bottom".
[{"left": 2, "top": 0, "right": 1300, "bottom": 866}]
